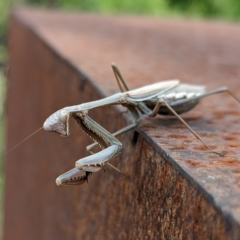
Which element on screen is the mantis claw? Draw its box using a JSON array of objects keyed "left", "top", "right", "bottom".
[{"left": 56, "top": 168, "right": 91, "bottom": 186}]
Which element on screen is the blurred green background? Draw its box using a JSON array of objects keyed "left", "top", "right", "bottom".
[{"left": 0, "top": 0, "right": 239, "bottom": 236}]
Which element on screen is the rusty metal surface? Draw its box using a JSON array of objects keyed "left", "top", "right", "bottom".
[{"left": 4, "top": 8, "right": 240, "bottom": 240}]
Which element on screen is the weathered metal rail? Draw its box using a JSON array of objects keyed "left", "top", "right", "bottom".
[{"left": 4, "top": 8, "right": 240, "bottom": 240}]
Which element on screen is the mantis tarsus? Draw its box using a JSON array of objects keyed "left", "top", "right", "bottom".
[{"left": 42, "top": 63, "right": 240, "bottom": 186}]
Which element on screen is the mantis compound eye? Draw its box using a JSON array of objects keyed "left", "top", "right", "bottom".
[
  {"left": 59, "top": 109, "right": 69, "bottom": 123},
  {"left": 43, "top": 121, "right": 52, "bottom": 132}
]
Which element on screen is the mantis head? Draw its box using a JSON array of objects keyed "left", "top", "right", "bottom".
[{"left": 43, "top": 109, "right": 70, "bottom": 136}]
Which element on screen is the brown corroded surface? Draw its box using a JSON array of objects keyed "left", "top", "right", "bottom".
[{"left": 4, "top": 8, "right": 240, "bottom": 240}]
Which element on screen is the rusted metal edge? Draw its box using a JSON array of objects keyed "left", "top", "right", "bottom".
[{"left": 138, "top": 128, "right": 232, "bottom": 209}]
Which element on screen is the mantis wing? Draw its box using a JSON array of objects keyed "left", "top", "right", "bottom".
[{"left": 126, "top": 80, "right": 179, "bottom": 102}]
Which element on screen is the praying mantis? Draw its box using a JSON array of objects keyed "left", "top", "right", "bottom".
[{"left": 43, "top": 63, "right": 240, "bottom": 186}]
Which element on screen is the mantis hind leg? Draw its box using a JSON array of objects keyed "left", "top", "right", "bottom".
[{"left": 155, "top": 99, "right": 224, "bottom": 157}]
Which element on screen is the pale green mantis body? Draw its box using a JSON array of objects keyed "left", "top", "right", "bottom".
[{"left": 43, "top": 63, "right": 240, "bottom": 186}]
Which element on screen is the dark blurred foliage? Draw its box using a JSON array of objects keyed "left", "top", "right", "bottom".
[
  {"left": 24, "top": 0, "right": 240, "bottom": 20},
  {"left": 167, "top": 0, "right": 217, "bottom": 16}
]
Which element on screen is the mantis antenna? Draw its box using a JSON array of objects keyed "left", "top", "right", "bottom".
[{"left": 6, "top": 127, "right": 43, "bottom": 155}]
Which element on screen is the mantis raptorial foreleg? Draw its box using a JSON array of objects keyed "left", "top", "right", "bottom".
[
  {"left": 86, "top": 105, "right": 140, "bottom": 151},
  {"left": 73, "top": 114, "right": 122, "bottom": 170},
  {"left": 55, "top": 114, "right": 122, "bottom": 186}
]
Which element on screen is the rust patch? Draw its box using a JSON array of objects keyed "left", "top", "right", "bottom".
[
  {"left": 167, "top": 145, "right": 187, "bottom": 150},
  {"left": 185, "top": 160, "right": 209, "bottom": 168},
  {"left": 193, "top": 145, "right": 218, "bottom": 151},
  {"left": 166, "top": 134, "right": 189, "bottom": 139}
]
